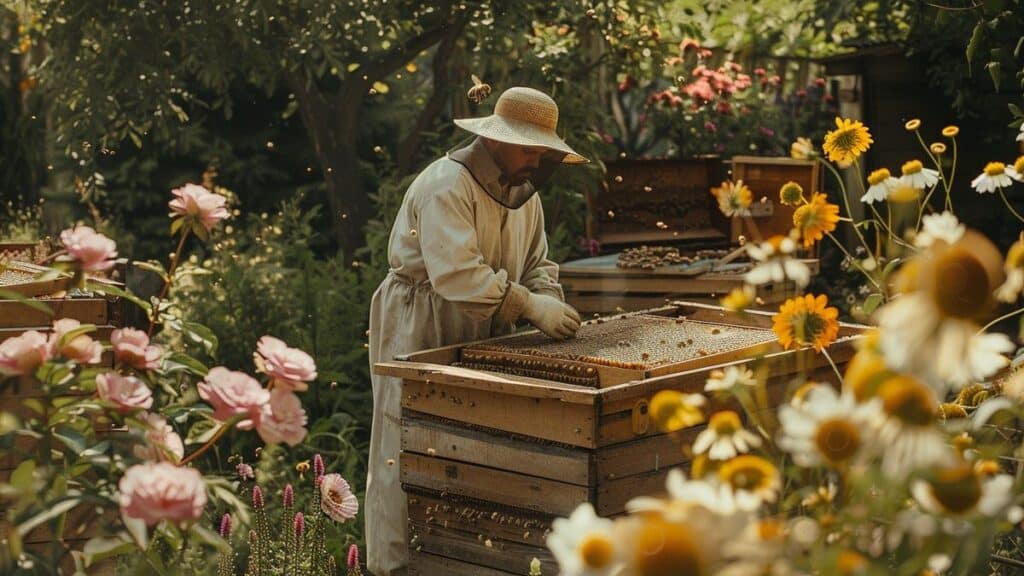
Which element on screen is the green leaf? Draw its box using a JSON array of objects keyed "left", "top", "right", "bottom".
[
  {"left": 170, "top": 217, "right": 185, "bottom": 237},
  {"left": 53, "top": 428, "right": 87, "bottom": 454},
  {"left": 881, "top": 257, "right": 902, "bottom": 281},
  {"left": 181, "top": 321, "right": 219, "bottom": 357},
  {"left": 85, "top": 280, "right": 152, "bottom": 314},
  {"left": 987, "top": 61, "right": 1001, "bottom": 92},
  {"left": 83, "top": 534, "right": 135, "bottom": 567},
  {"left": 862, "top": 293, "right": 884, "bottom": 315},
  {"left": 185, "top": 419, "right": 218, "bottom": 445},
  {"left": 190, "top": 220, "right": 210, "bottom": 242},
  {"left": 133, "top": 260, "right": 169, "bottom": 282},
  {"left": 80, "top": 440, "right": 110, "bottom": 459},
  {"left": 190, "top": 523, "right": 230, "bottom": 553},
  {"left": 1015, "top": 35, "right": 1024, "bottom": 58},
  {"left": 58, "top": 324, "right": 98, "bottom": 348},
  {"left": 1010, "top": 103, "right": 1024, "bottom": 118},
  {"left": 164, "top": 352, "right": 209, "bottom": 376},
  {"left": 966, "top": 21, "right": 984, "bottom": 71},
  {"left": 128, "top": 129, "right": 143, "bottom": 149},
  {"left": 17, "top": 495, "right": 82, "bottom": 536},
  {"left": 0, "top": 290, "right": 53, "bottom": 315},
  {"left": 10, "top": 460, "right": 36, "bottom": 491}
]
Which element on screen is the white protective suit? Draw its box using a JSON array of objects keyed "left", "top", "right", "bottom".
[{"left": 366, "top": 138, "right": 565, "bottom": 575}]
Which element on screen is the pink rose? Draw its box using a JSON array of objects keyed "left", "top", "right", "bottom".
[
  {"left": 60, "top": 225, "right": 117, "bottom": 272},
  {"left": 169, "top": 183, "right": 229, "bottom": 232},
  {"left": 96, "top": 372, "right": 153, "bottom": 412},
  {"left": 132, "top": 412, "right": 185, "bottom": 462},
  {"left": 198, "top": 367, "right": 268, "bottom": 429},
  {"left": 320, "top": 473, "right": 359, "bottom": 522},
  {"left": 110, "top": 328, "right": 162, "bottom": 370},
  {"left": 256, "top": 390, "right": 308, "bottom": 446},
  {"left": 253, "top": 336, "right": 317, "bottom": 391},
  {"left": 49, "top": 319, "right": 103, "bottom": 365},
  {"left": 119, "top": 462, "right": 207, "bottom": 526},
  {"left": 0, "top": 330, "right": 51, "bottom": 376}
]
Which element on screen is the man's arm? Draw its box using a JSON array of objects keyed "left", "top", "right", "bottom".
[{"left": 519, "top": 197, "right": 566, "bottom": 301}]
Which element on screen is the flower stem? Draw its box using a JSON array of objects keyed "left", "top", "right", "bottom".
[
  {"left": 179, "top": 415, "right": 244, "bottom": 467},
  {"left": 825, "top": 231, "right": 883, "bottom": 293},
  {"left": 148, "top": 227, "right": 191, "bottom": 337},
  {"left": 948, "top": 137, "right": 958, "bottom": 211},
  {"left": 822, "top": 348, "right": 844, "bottom": 385},
  {"left": 999, "top": 189, "right": 1024, "bottom": 225},
  {"left": 977, "top": 306, "right": 1024, "bottom": 335},
  {"left": 819, "top": 158, "right": 875, "bottom": 264}
]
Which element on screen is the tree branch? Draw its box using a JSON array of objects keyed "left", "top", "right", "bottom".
[{"left": 363, "top": 7, "right": 457, "bottom": 83}]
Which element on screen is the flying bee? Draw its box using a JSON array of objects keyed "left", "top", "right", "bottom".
[{"left": 467, "top": 74, "right": 492, "bottom": 104}]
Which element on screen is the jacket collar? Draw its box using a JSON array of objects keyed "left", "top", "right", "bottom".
[{"left": 447, "top": 138, "right": 537, "bottom": 209}]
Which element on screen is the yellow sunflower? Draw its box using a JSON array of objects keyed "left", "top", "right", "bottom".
[
  {"left": 773, "top": 294, "right": 840, "bottom": 352},
  {"left": 650, "top": 390, "right": 706, "bottom": 432},
  {"left": 778, "top": 181, "right": 804, "bottom": 206},
  {"left": 823, "top": 117, "right": 873, "bottom": 165},
  {"left": 711, "top": 180, "right": 753, "bottom": 217},
  {"left": 792, "top": 192, "right": 840, "bottom": 248}
]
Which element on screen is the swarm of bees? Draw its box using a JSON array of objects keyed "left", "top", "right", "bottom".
[{"left": 467, "top": 74, "right": 491, "bottom": 104}]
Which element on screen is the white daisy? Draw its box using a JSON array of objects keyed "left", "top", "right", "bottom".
[
  {"left": 718, "top": 455, "right": 781, "bottom": 510},
  {"left": 899, "top": 160, "right": 940, "bottom": 189},
  {"left": 626, "top": 468, "right": 743, "bottom": 520},
  {"left": 971, "top": 162, "right": 1014, "bottom": 193},
  {"left": 719, "top": 519, "right": 795, "bottom": 576},
  {"left": 744, "top": 236, "right": 811, "bottom": 288},
  {"left": 862, "top": 168, "right": 898, "bottom": 204},
  {"left": 874, "top": 375, "right": 955, "bottom": 479},
  {"left": 693, "top": 411, "right": 762, "bottom": 461},
  {"left": 912, "top": 465, "right": 1015, "bottom": 519},
  {"left": 704, "top": 364, "right": 758, "bottom": 393},
  {"left": 546, "top": 503, "right": 621, "bottom": 576},
  {"left": 914, "top": 211, "right": 964, "bottom": 248},
  {"left": 777, "top": 385, "right": 883, "bottom": 468}
]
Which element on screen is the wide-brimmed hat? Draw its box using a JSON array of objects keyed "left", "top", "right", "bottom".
[{"left": 453, "top": 87, "right": 589, "bottom": 164}]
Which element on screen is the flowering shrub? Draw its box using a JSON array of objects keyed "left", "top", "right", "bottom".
[
  {"left": 0, "top": 183, "right": 357, "bottom": 574},
  {"left": 545, "top": 118, "right": 1024, "bottom": 574}
]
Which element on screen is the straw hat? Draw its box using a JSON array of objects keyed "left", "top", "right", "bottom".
[{"left": 454, "top": 87, "right": 589, "bottom": 164}]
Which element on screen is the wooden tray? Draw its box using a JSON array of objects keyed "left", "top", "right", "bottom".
[{"left": 0, "top": 261, "right": 70, "bottom": 297}]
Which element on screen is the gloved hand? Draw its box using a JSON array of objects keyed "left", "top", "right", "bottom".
[{"left": 523, "top": 292, "right": 581, "bottom": 340}]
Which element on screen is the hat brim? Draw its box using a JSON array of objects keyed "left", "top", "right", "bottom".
[{"left": 454, "top": 116, "right": 589, "bottom": 164}]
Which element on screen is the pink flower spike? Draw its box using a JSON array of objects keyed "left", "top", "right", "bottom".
[
  {"left": 313, "top": 454, "right": 325, "bottom": 480},
  {"left": 347, "top": 544, "right": 360, "bottom": 569},
  {"left": 283, "top": 484, "right": 294, "bottom": 508},
  {"left": 252, "top": 485, "right": 264, "bottom": 509},
  {"left": 60, "top": 225, "right": 117, "bottom": 272},
  {"left": 219, "top": 513, "right": 232, "bottom": 538},
  {"left": 168, "top": 183, "right": 229, "bottom": 232},
  {"left": 293, "top": 512, "right": 305, "bottom": 538}
]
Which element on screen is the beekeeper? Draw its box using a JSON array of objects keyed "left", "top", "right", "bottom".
[{"left": 366, "top": 86, "right": 588, "bottom": 574}]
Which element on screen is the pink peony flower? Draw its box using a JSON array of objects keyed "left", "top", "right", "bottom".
[
  {"left": 197, "top": 367, "right": 268, "bottom": 429},
  {"left": 236, "top": 462, "right": 255, "bottom": 481},
  {"left": 96, "top": 372, "right": 153, "bottom": 412},
  {"left": 49, "top": 318, "right": 103, "bottom": 365},
  {"left": 253, "top": 336, "right": 317, "bottom": 391},
  {"left": 0, "top": 330, "right": 52, "bottom": 376},
  {"left": 320, "top": 473, "right": 359, "bottom": 522},
  {"left": 110, "top": 328, "right": 162, "bottom": 370},
  {"left": 168, "top": 183, "right": 229, "bottom": 232},
  {"left": 118, "top": 462, "right": 207, "bottom": 526},
  {"left": 255, "top": 390, "right": 308, "bottom": 446},
  {"left": 132, "top": 412, "right": 184, "bottom": 462},
  {"left": 60, "top": 225, "right": 117, "bottom": 272}
]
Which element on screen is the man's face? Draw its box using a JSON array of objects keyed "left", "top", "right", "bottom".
[{"left": 488, "top": 141, "right": 547, "bottom": 186}]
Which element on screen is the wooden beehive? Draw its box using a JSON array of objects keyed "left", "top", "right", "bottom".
[
  {"left": 728, "top": 156, "right": 823, "bottom": 245},
  {"left": 375, "top": 302, "right": 865, "bottom": 576}
]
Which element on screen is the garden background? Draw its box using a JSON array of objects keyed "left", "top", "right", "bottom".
[{"left": 1, "top": 0, "right": 1023, "bottom": 573}]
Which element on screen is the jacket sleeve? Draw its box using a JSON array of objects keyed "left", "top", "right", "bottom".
[
  {"left": 519, "top": 197, "right": 565, "bottom": 301},
  {"left": 418, "top": 182, "right": 530, "bottom": 323}
]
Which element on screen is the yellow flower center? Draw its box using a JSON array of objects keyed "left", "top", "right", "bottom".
[
  {"left": 938, "top": 403, "right": 968, "bottom": 419},
  {"left": 814, "top": 417, "right": 862, "bottom": 464},
  {"left": 779, "top": 181, "right": 804, "bottom": 205},
  {"left": 866, "top": 168, "right": 892, "bottom": 186},
  {"left": 837, "top": 550, "right": 870, "bottom": 574},
  {"left": 719, "top": 455, "right": 778, "bottom": 493},
  {"left": 901, "top": 160, "right": 923, "bottom": 175},
  {"left": 708, "top": 410, "right": 742, "bottom": 435},
  {"left": 904, "top": 119, "right": 921, "bottom": 131},
  {"left": 1014, "top": 156, "right": 1024, "bottom": 176},
  {"left": 941, "top": 125, "right": 959, "bottom": 137},
  {"left": 930, "top": 142, "right": 947, "bottom": 155},
  {"left": 650, "top": 391, "right": 705, "bottom": 432},
  {"left": 928, "top": 463, "right": 982, "bottom": 514},
  {"left": 929, "top": 246, "right": 992, "bottom": 319},
  {"left": 975, "top": 459, "right": 1001, "bottom": 477},
  {"left": 756, "top": 519, "right": 784, "bottom": 541},
  {"left": 632, "top": 518, "right": 706, "bottom": 576},
  {"left": 984, "top": 162, "right": 1006, "bottom": 177},
  {"left": 580, "top": 533, "right": 615, "bottom": 569},
  {"left": 878, "top": 376, "right": 936, "bottom": 427}
]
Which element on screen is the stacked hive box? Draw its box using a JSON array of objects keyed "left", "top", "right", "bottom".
[
  {"left": 560, "top": 156, "right": 822, "bottom": 314},
  {"left": 375, "top": 302, "right": 865, "bottom": 575},
  {"left": 1, "top": 248, "right": 125, "bottom": 575}
]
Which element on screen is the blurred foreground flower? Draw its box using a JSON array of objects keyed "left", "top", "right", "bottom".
[
  {"left": 772, "top": 294, "right": 839, "bottom": 352},
  {"left": 119, "top": 462, "right": 207, "bottom": 526},
  {"left": 169, "top": 183, "right": 229, "bottom": 236},
  {"left": 711, "top": 180, "right": 752, "bottom": 217},
  {"left": 60, "top": 225, "right": 117, "bottom": 272}
]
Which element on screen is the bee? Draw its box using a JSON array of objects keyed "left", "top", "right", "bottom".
[{"left": 467, "top": 74, "right": 492, "bottom": 104}]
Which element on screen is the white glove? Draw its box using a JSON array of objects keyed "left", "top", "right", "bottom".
[{"left": 523, "top": 293, "right": 581, "bottom": 340}]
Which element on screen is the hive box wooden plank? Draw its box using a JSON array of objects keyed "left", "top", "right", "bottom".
[
  {"left": 0, "top": 297, "right": 110, "bottom": 328},
  {"left": 728, "top": 156, "right": 824, "bottom": 245},
  {"left": 377, "top": 301, "right": 866, "bottom": 574}
]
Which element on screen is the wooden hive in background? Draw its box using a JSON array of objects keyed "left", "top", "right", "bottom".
[
  {"left": 728, "top": 156, "right": 824, "bottom": 247},
  {"left": 375, "top": 302, "right": 866, "bottom": 576}
]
